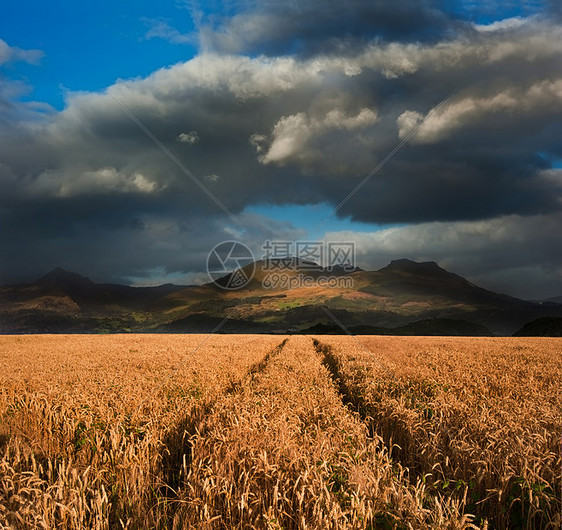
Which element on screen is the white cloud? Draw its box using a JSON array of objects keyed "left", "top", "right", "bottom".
[
  {"left": 0, "top": 39, "right": 43, "bottom": 66},
  {"left": 143, "top": 19, "right": 194, "bottom": 45},
  {"left": 396, "top": 110, "right": 423, "bottom": 139},
  {"left": 106, "top": 53, "right": 327, "bottom": 104},
  {"left": 474, "top": 17, "right": 526, "bottom": 32},
  {"left": 178, "top": 131, "right": 199, "bottom": 144},
  {"left": 356, "top": 20, "right": 562, "bottom": 78},
  {"left": 254, "top": 107, "right": 378, "bottom": 166},
  {"left": 198, "top": 13, "right": 274, "bottom": 55},
  {"left": 399, "top": 79, "right": 562, "bottom": 142},
  {"left": 33, "top": 167, "right": 162, "bottom": 197}
]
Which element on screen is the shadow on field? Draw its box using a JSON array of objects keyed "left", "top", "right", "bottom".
[{"left": 160, "top": 399, "right": 214, "bottom": 498}]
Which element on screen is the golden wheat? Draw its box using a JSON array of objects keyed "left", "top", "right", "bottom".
[
  {"left": 1, "top": 334, "right": 560, "bottom": 528},
  {"left": 313, "top": 335, "right": 562, "bottom": 529},
  {"left": 0, "top": 334, "right": 282, "bottom": 528},
  {"left": 170, "top": 335, "right": 474, "bottom": 528}
]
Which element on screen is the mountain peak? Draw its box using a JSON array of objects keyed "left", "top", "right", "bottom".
[
  {"left": 384, "top": 259, "right": 445, "bottom": 274},
  {"left": 36, "top": 268, "right": 95, "bottom": 289},
  {"left": 44, "top": 267, "right": 71, "bottom": 277}
]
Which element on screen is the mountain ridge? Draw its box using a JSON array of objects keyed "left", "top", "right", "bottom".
[{"left": 1, "top": 260, "right": 561, "bottom": 335}]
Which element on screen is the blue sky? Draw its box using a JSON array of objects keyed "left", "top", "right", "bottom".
[
  {"left": 2, "top": 1, "right": 198, "bottom": 109},
  {"left": 1, "top": 0, "right": 561, "bottom": 298},
  {"left": 245, "top": 203, "right": 393, "bottom": 239}
]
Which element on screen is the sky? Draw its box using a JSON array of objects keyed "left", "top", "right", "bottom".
[{"left": 1, "top": 0, "right": 561, "bottom": 299}]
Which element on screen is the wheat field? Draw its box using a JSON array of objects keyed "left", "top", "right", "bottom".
[{"left": 0, "top": 334, "right": 560, "bottom": 529}]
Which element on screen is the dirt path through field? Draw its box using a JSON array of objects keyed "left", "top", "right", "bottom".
[{"left": 169, "top": 335, "right": 453, "bottom": 528}]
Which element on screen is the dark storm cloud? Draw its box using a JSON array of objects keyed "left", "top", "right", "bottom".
[
  {"left": 0, "top": 189, "right": 304, "bottom": 284},
  {"left": 331, "top": 151, "right": 561, "bottom": 225},
  {"left": 245, "top": 21, "right": 562, "bottom": 223},
  {"left": 1, "top": 10, "right": 562, "bottom": 293},
  {"left": 195, "top": 0, "right": 464, "bottom": 56},
  {"left": 3, "top": 19, "right": 560, "bottom": 219}
]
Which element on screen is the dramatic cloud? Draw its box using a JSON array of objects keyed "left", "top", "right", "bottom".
[
  {"left": 196, "top": 0, "right": 464, "bottom": 56},
  {"left": 32, "top": 167, "right": 162, "bottom": 198},
  {"left": 252, "top": 107, "right": 378, "bottom": 170},
  {"left": 1, "top": 3, "right": 561, "bottom": 297},
  {"left": 400, "top": 79, "right": 562, "bottom": 143}
]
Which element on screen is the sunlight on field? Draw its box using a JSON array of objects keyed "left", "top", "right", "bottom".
[
  {"left": 0, "top": 334, "right": 560, "bottom": 528},
  {"left": 315, "top": 336, "right": 562, "bottom": 528}
]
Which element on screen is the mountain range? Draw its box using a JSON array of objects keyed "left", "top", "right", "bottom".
[{"left": 1, "top": 259, "right": 561, "bottom": 336}]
